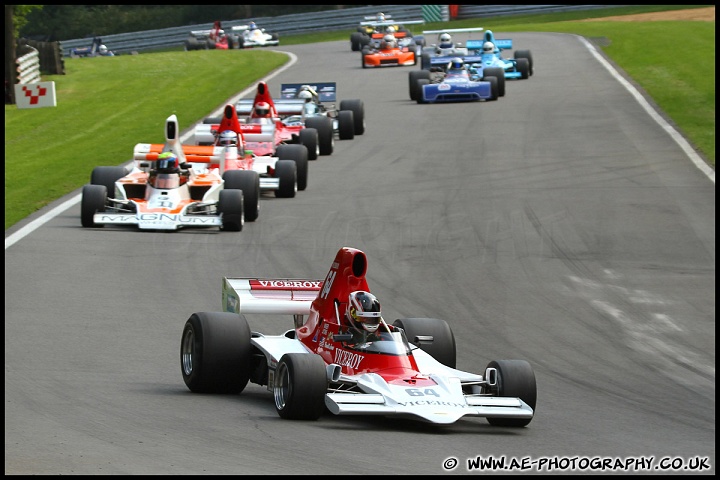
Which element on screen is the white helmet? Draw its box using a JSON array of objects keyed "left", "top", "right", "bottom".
[
  {"left": 383, "top": 34, "right": 395, "bottom": 45},
  {"left": 483, "top": 41, "right": 495, "bottom": 54},
  {"left": 218, "top": 130, "right": 238, "bottom": 147},
  {"left": 439, "top": 33, "right": 452, "bottom": 44},
  {"left": 386, "top": 26, "right": 395, "bottom": 34},
  {"left": 377, "top": 12, "right": 385, "bottom": 22},
  {"left": 298, "top": 90, "right": 313, "bottom": 102},
  {"left": 348, "top": 291, "right": 382, "bottom": 333},
  {"left": 98, "top": 45, "right": 108, "bottom": 54}
]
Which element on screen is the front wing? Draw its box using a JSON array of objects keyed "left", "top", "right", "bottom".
[{"left": 421, "top": 81, "right": 493, "bottom": 103}]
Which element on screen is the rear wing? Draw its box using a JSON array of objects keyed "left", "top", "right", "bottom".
[
  {"left": 280, "top": 82, "right": 337, "bottom": 102},
  {"left": 222, "top": 278, "right": 323, "bottom": 315},
  {"left": 423, "top": 27, "right": 484, "bottom": 35},
  {"left": 235, "top": 99, "right": 304, "bottom": 117},
  {"left": 360, "top": 19, "right": 424, "bottom": 27},
  {"left": 466, "top": 38, "right": 512, "bottom": 51}
]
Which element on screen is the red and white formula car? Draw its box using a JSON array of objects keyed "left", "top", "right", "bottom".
[
  {"left": 194, "top": 81, "right": 330, "bottom": 159},
  {"left": 180, "top": 246, "right": 537, "bottom": 426}
]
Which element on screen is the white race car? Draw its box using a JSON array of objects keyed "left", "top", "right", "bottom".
[
  {"left": 180, "top": 246, "right": 537, "bottom": 425},
  {"left": 231, "top": 24, "right": 280, "bottom": 48}
]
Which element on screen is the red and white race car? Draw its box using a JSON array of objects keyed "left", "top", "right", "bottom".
[
  {"left": 194, "top": 81, "right": 331, "bottom": 159},
  {"left": 180, "top": 246, "right": 537, "bottom": 426},
  {"left": 184, "top": 103, "right": 308, "bottom": 200}
]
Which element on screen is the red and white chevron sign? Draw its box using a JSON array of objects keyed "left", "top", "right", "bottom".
[{"left": 14, "top": 81, "right": 57, "bottom": 109}]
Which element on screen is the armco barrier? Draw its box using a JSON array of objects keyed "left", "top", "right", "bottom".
[
  {"left": 58, "top": 5, "right": 617, "bottom": 57},
  {"left": 16, "top": 48, "right": 41, "bottom": 85}
]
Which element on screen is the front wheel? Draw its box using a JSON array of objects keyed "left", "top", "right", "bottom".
[
  {"left": 483, "top": 67, "right": 505, "bottom": 97},
  {"left": 339, "top": 99, "right": 365, "bottom": 135},
  {"left": 81, "top": 184, "right": 107, "bottom": 228},
  {"left": 218, "top": 189, "right": 244, "bottom": 231},
  {"left": 274, "top": 353, "right": 327, "bottom": 420},
  {"left": 337, "top": 110, "right": 355, "bottom": 140},
  {"left": 298, "top": 127, "right": 319, "bottom": 160},
  {"left": 305, "top": 117, "right": 333, "bottom": 156},
  {"left": 276, "top": 144, "right": 308, "bottom": 191},
  {"left": 273, "top": 159, "right": 297, "bottom": 198},
  {"left": 486, "top": 359, "right": 537, "bottom": 427},
  {"left": 223, "top": 170, "right": 260, "bottom": 222}
]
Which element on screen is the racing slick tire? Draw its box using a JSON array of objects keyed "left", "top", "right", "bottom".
[
  {"left": 486, "top": 76, "right": 499, "bottom": 101},
  {"left": 276, "top": 144, "right": 308, "bottom": 192},
  {"left": 485, "top": 359, "right": 537, "bottom": 427},
  {"left": 337, "top": 110, "right": 355, "bottom": 140},
  {"left": 81, "top": 184, "right": 107, "bottom": 228},
  {"left": 305, "top": 117, "right": 334, "bottom": 156},
  {"left": 223, "top": 170, "right": 260, "bottom": 222},
  {"left": 218, "top": 189, "right": 244, "bottom": 231},
  {"left": 181, "top": 312, "right": 253, "bottom": 394},
  {"left": 350, "top": 32, "right": 364, "bottom": 51},
  {"left": 420, "top": 52, "right": 432, "bottom": 70},
  {"left": 409, "top": 70, "right": 431, "bottom": 101},
  {"left": 274, "top": 353, "right": 328, "bottom": 420},
  {"left": 91, "top": 165, "right": 128, "bottom": 199},
  {"left": 416, "top": 79, "right": 430, "bottom": 104},
  {"left": 273, "top": 159, "right": 297, "bottom": 198},
  {"left": 483, "top": 67, "right": 505, "bottom": 97},
  {"left": 298, "top": 127, "right": 319, "bottom": 160},
  {"left": 339, "top": 99, "right": 365, "bottom": 135},
  {"left": 516, "top": 57, "right": 530, "bottom": 80},
  {"left": 514, "top": 50, "right": 533, "bottom": 76},
  {"left": 236, "top": 37, "right": 245, "bottom": 49},
  {"left": 392, "top": 318, "right": 457, "bottom": 369}
]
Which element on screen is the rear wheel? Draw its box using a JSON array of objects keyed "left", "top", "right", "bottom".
[
  {"left": 90, "top": 166, "right": 127, "bottom": 199},
  {"left": 392, "top": 318, "right": 456, "bottom": 368},
  {"left": 486, "top": 359, "right": 537, "bottom": 427},
  {"left": 350, "top": 32, "right": 363, "bottom": 51},
  {"left": 181, "top": 312, "right": 253, "bottom": 394},
  {"left": 81, "top": 184, "right": 107, "bottom": 228},
  {"left": 218, "top": 189, "right": 244, "bottom": 231},
  {"left": 223, "top": 170, "right": 260, "bottom": 222},
  {"left": 274, "top": 353, "right": 327, "bottom": 420},
  {"left": 339, "top": 99, "right": 365, "bottom": 135}
]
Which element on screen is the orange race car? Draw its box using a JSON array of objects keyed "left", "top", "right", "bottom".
[{"left": 360, "top": 31, "right": 421, "bottom": 68}]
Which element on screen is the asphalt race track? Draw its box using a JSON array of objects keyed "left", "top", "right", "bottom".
[{"left": 5, "top": 33, "right": 715, "bottom": 475}]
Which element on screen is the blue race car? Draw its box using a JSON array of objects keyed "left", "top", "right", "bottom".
[
  {"left": 408, "top": 58, "right": 499, "bottom": 104},
  {"left": 465, "top": 30, "right": 532, "bottom": 78}
]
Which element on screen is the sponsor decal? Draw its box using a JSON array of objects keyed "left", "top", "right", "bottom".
[
  {"left": 397, "top": 400, "right": 467, "bottom": 408},
  {"left": 319, "top": 270, "right": 336, "bottom": 299},
  {"left": 333, "top": 349, "right": 364, "bottom": 369},
  {"left": 438, "top": 84, "right": 451, "bottom": 91},
  {"left": 254, "top": 280, "right": 323, "bottom": 289}
]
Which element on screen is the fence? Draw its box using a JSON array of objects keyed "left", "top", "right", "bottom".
[{"left": 58, "top": 5, "right": 616, "bottom": 57}]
